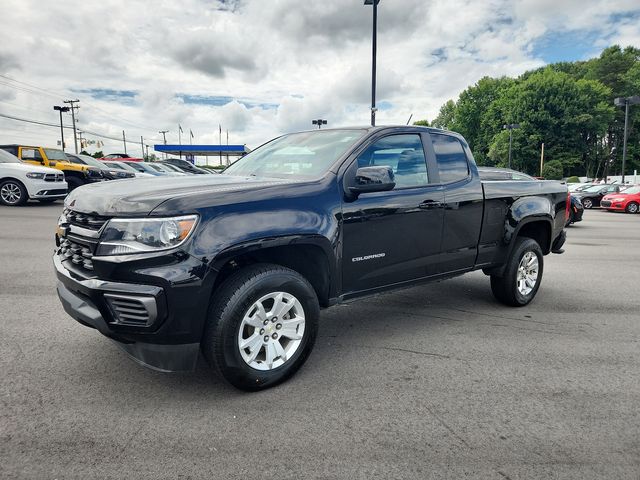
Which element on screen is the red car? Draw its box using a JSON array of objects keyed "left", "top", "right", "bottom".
[
  {"left": 601, "top": 185, "right": 640, "bottom": 213},
  {"left": 99, "top": 153, "right": 143, "bottom": 162}
]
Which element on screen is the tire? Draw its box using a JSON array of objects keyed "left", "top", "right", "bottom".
[
  {"left": 582, "top": 198, "right": 593, "bottom": 209},
  {"left": 490, "top": 237, "right": 544, "bottom": 307},
  {"left": 0, "top": 179, "right": 28, "bottom": 206},
  {"left": 37, "top": 198, "right": 57, "bottom": 204},
  {"left": 66, "top": 176, "right": 84, "bottom": 191},
  {"left": 202, "top": 264, "right": 319, "bottom": 391},
  {"left": 625, "top": 202, "right": 639, "bottom": 214}
]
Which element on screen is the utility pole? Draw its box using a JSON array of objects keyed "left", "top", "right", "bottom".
[
  {"left": 140, "top": 136, "right": 144, "bottom": 160},
  {"left": 122, "top": 130, "right": 127, "bottom": 155},
  {"left": 159, "top": 130, "right": 169, "bottom": 160},
  {"left": 77, "top": 130, "right": 85, "bottom": 151},
  {"left": 64, "top": 99, "right": 80, "bottom": 153},
  {"left": 503, "top": 123, "right": 520, "bottom": 169},
  {"left": 219, "top": 124, "right": 222, "bottom": 166},
  {"left": 540, "top": 143, "right": 545, "bottom": 177},
  {"left": 614, "top": 96, "right": 640, "bottom": 184}
]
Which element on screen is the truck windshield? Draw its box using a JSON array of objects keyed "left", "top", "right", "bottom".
[
  {"left": 44, "top": 149, "right": 69, "bottom": 161},
  {"left": 223, "top": 129, "right": 366, "bottom": 179}
]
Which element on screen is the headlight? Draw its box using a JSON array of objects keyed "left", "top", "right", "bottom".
[
  {"left": 96, "top": 215, "right": 198, "bottom": 255},
  {"left": 26, "top": 172, "right": 45, "bottom": 179}
]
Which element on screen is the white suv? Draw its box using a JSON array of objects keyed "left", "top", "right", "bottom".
[{"left": 0, "top": 149, "right": 68, "bottom": 206}]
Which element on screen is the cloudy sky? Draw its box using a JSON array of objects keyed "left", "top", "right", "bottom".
[{"left": 1, "top": 0, "right": 639, "bottom": 156}]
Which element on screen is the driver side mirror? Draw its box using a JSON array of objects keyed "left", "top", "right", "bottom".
[{"left": 349, "top": 166, "right": 396, "bottom": 195}]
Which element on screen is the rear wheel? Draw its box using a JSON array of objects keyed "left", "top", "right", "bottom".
[
  {"left": 202, "top": 264, "right": 319, "bottom": 391},
  {"left": 625, "top": 202, "right": 639, "bottom": 214},
  {"left": 0, "top": 179, "right": 27, "bottom": 206},
  {"left": 582, "top": 198, "right": 593, "bottom": 209},
  {"left": 491, "top": 237, "right": 544, "bottom": 307}
]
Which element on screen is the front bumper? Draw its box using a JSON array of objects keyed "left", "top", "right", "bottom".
[
  {"left": 26, "top": 179, "right": 68, "bottom": 199},
  {"left": 600, "top": 200, "right": 625, "bottom": 211},
  {"left": 54, "top": 251, "right": 210, "bottom": 372}
]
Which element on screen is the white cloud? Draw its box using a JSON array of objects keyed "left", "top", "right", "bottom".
[{"left": 0, "top": 0, "right": 638, "bottom": 154}]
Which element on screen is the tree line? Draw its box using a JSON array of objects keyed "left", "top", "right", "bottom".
[{"left": 416, "top": 46, "right": 640, "bottom": 179}]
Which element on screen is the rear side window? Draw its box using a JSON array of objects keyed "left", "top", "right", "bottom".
[
  {"left": 357, "top": 134, "right": 429, "bottom": 188},
  {"left": 21, "top": 148, "right": 43, "bottom": 161},
  {"left": 431, "top": 134, "right": 469, "bottom": 183}
]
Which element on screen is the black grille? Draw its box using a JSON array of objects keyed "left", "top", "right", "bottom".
[
  {"left": 104, "top": 295, "right": 152, "bottom": 326},
  {"left": 45, "top": 173, "right": 64, "bottom": 182},
  {"left": 59, "top": 237, "right": 95, "bottom": 271},
  {"left": 600, "top": 200, "right": 612, "bottom": 207},
  {"left": 64, "top": 208, "right": 110, "bottom": 231}
]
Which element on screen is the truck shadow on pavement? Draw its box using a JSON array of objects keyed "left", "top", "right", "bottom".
[{"left": 66, "top": 275, "right": 498, "bottom": 398}]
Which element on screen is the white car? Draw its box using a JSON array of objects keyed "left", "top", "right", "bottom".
[{"left": 0, "top": 149, "right": 68, "bottom": 206}]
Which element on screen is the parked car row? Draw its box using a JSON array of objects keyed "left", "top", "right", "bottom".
[
  {"left": 0, "top": 144, "right": 215, "bottom": 206},
  {"left": 601, "top": 185, "right": 640, "bottom": 213},
  {"left": 0, "top": 149, "right": 67, "bottom": 206}
]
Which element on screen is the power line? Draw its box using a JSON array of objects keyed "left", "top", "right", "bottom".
[
  {"left": 0, "top": 111, "right": 149, "bottom": 146},
  {"left": 0, "top": 74, "right": 159, "bottom": 134}
]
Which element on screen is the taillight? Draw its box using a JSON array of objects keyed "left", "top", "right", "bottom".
[{"left": 565, "top": 193, "right": 571, "bottom": 221}]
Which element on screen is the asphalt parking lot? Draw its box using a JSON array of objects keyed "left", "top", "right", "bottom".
[{"left": 1, "top": 204, "right": 639, "bottom": 479}]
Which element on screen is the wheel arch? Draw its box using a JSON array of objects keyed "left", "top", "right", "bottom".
[{"left": 209, "top": 235, "right": 337, "bottom": 308}]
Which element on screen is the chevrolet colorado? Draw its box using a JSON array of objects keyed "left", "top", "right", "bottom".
[{"left": 54, "top": 126, "right": 568, "bottom": 390}]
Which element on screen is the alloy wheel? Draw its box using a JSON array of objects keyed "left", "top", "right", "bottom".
[
  {"left": 516, "top": 251, "right": 539, "bottom": 296},
  {"left": 237, "top": 291, "right": 306, "bottom": 371},
  {"left": 0, "top": 183, "right": 22, "bottom": 205}
]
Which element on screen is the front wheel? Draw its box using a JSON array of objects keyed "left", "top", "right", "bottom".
[
  {"left": 0, "top": 179, "right": 27, "bottom": 206},
  {"left": 490, "top": 237, "right": 544, "bottom": 307},
  {"left": 625, "top": 202, "right": 639, "bottom": 214},
  {"left": 582, "top": 198, "right": 593, "bottom": 209},
  {"left": 202, "top": 264, "right": 319, "bottom": 391}
]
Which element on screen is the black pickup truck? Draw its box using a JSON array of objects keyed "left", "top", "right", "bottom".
[{"left": 54, "top": 126, "right": 568, "bottom": 390}]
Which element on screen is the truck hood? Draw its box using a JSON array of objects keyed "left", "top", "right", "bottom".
[
  {"left": 64, "top": 174, "right": 291, "bottom": 215},
  {"left": 1, "top": 163, "right": 60, "bottom": 174}
]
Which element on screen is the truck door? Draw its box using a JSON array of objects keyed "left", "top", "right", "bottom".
[
  {"left": 430, "top": 133, "right": 483, "bottom": 272},
  {"left": 341, "top": 133, "right": 445, "bottom": 294},
  {"left": 19, "top": 147, "right": 45, "bottom": 167}
]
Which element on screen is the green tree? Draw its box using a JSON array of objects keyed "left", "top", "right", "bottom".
[
  {"left": 542, "top": 160, "right": 563, "bottom": 179},
  {"left": 431, "top": 100, "right": 456, "bottom": 129},
  {"left": 92, "top": 151, "right": 104, "bottom": 158},
  {"left": 412, "top": 119, "right": 430, "bottom": 126}
]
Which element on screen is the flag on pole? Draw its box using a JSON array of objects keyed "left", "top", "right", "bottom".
[
  {"left": 179, "top": 124, "right": 184, "bottom": 133},
  {"left": 219, "top": 124, "right": 222, "bottom": 135},
  {"left": 190, "top": 129, "right": 194, "bottom": 139}
]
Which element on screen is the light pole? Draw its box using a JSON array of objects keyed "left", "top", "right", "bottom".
[
  {"left": 312, "top": 119, "right": 327, "bottom": 129},
  {"left": 614, "top": 96, "right": 640, "bottom": 184},
  {"left": 53, "top": 105, "right": 70, "bottom": 151},
  {"left": 364, "top": 0, "right": 380, "bottom": 127},
  {"left": 503, "top": 123, "right": 520, "bottom": 169}
]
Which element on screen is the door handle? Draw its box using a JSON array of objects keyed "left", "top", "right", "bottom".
[{"left": 418, "top": 200, "right": 443, "bottom": 209}]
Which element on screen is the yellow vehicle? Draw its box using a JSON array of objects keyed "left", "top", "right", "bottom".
[{"left": 0, "top": 144, "right": 104, "bottom": 190}]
